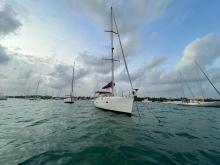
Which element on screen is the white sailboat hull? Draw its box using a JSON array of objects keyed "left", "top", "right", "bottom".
[
  {"left": 64, "top": 97, "right": 74, "bottom": 104},
  {"left": 178, "top": 101, "right": 220, "bottom": 107},
  {"left": 0, "top": 95, "right": 7, "bottom": 100},
  {"left": 142, "top": 99, "right": 152, "bottom": 103},
  {"left": 94, "top": 96, "right": 134, "bottom": 114}
]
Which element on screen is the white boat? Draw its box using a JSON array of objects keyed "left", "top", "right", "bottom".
[
  {"left": 64, "top": 96, "right": 74, "bottom": 104},
  {"left": 0, "top": 87, "right": 7, "bottom": 100},
  {"left": 94, "top": 96, "right": 134, "bottom": 114},
  {"left": 163, "top": 101, "right": 182, "bottom": 104},
  {"left": 94, "top": 7, "right": 136, "bottom": 114},
  {"left": 142, "top": 99, "right": 152, "bottom": 103},
  {"left": 64, "top": 62, "right": 75, "bottom": 104},
  {"left": 178, "top": 61, "right": 220, "bottom": 107},
  {"left": 0, "top": 95, "right": 7, "bottom": 100},
  {"left": 29, "top": 80, "right": 40, "bottom": 100},
  {"left": 178, "top": 100, "right": 220, "bottom": 107}
]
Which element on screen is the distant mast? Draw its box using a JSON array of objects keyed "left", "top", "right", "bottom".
[
  {"left": 70, "top": 62, "right": 75, "bottom": 102},
  {"left": 110, "top": 6, "right": 114, "bottom": 95},
  {"left": 35, "top": 80, "right": 40, "bottom": 96}
]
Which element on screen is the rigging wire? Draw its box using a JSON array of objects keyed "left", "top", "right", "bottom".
[
  {"left": 180, "top": 71, "right": 195, "bottom": 99},
  {"left": 195, "top": 65, "right": 205, "bottom": 100},
  {"left": 195, "top": 61, "right": 220, "bottom": 96},
  {"left": 113, "top": 14, "right": 134, "bottom": 92},
  {"left": 179, "top": 72, "right": 186, "bottom": 99},
  {"left": 112, "top": 8, "right": 163, "bottom": 123}
]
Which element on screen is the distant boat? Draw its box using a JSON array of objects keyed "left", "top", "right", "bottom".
[
  {"left": 0, "top": 94, "right": 7, "bottom": 100},
  {"left": 178, "top": 61, "right": 220, "bottom": 107},
  {"left": 142, "top": 99, "right": 152, "bottom": 103},
  {"left": 179, "top": 100, "right": 220, "bottom": 107},
  {"left": 0, "top": 87, "right": 7, "bottom": 100},
  {"left": 29, "top": 80, "right": 40, "bottom": 100},
  {"left": 94, "top": 7, "right": 137, "bottom": 114},
  {"left": 64, "top": 62, "right": 75, "bottom": 104},
  {"left": 163, "top": 101, "right": 182, "bottom": 104}
]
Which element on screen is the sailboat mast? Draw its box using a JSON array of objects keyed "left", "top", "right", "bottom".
[
  {"left": 110, "top": 6, "right": 114, "bottom": 96},
  {"left": 180, "top": 71, "right": 195, "bottom": 99},
  {"left": 35, "top": 80, "right": 40, "bottom": 96},
  {"left": 196, "top": 66, "right": 204, "bottom": 100},
  {"left": 70, "top": 62, "right": 75, "bottom": 101},
  {"left": 179, "top": 72, "right": 185, "bottom": 99}
]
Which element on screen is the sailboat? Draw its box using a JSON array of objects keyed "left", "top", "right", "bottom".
[
  {"left": 178, "top": 61, "right": 220, "bottom": 107},
  {"left": 29, "top": 80, "right": 40, "bottom": 100},
  {"left": 94, "top": 7, "right": 136, "bottom": 114},
  {"left": 0, "top": 84, "right": 7, "bottom": 101},
  {"left": 0, "top": 86, "right": 7, "bottom": 100},
  {"left": 0, "top": 94, "right": 7, "bottom": 100},
  {"left": 64, "top": 62, "right": 75, "bottom": 104}
]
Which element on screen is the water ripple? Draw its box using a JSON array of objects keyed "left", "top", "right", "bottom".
[{"left": 0, "top": 99, "right": 220, "bottom": 165}]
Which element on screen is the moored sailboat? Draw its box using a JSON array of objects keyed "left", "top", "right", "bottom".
[
  {"left": 94, "top": 7, "right": 137, "bottom": 114},
  {"left": 178, "top": 61, "right": 220, "bottom": 107},
  {"left": 29, "top": 80, "right": 40, "bottom": 100},
  {"left": 64, "top": 62, "right": 75, "bottom": 104},
  {"left": 0, "top": 94, "right": 7, "bottom": 100},
  {"left": 179, "top": 99, "right": 220, "bottom": 107},
  {"left": 0, "top": 87, "right": 7, "bottom": 100}
]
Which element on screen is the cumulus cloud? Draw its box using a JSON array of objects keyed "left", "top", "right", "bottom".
[
  {"left": 1, "top": 33, "right": 219, "bottom": 98},
  {"left": 0, "top": 2, "right": 21, "bottom": 36},
  {"left": 117, "top": 56, "right": 166, "bottom": 82},
  {"left": 76, "top": 51, "right": 112, "bottom": 75},
  {"left": 175, "top": 33, "right": 220, "bottom": 73},
  {"left": 137, "top": 34, "right": 220, "bottom": 98},
  {"left": 0, "top": 45, "right": 10, "bottom": 63},
  {"left": 1, "top": 1, "right": 219, "bottom": 98},
  {"left": 0, "top": 2, "right": 21, "bottom": 65}
]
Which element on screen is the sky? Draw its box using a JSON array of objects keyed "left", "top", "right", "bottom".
[{"left": 0, "top": 0, "right": 220, "bottom": 98}]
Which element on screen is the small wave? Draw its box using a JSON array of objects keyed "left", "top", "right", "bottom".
[
  {"left": 27, "top": 119, "right": 49, "bottom": 127},
  {"left": 176, "top": 132, "right": 198, "bottom": 139},
  {"left": 16, "top": 119, "right": 34, "bottom": 123},
  {"left": 17, "top": 150, "right": 73, "bottom": 165}
]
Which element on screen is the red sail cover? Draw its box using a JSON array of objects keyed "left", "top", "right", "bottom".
[{"left": 102, "top": 81, "right": 114, "bottom": 89}]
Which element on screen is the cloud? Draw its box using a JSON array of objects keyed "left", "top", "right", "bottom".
[
  {"left": 154, "top": 34, "right": 220, "bottom": 86},
  {"left": 0, "top": 2, "right": 21, "bottom": 36},
  {"left": 144, "top": 56, "right": 166, "bottom": 70},
  {"left": 68, "top": 0, "right": 170, "bottom": 32},
  {"left": 67, "top": 0, "right": 171, "bottom": 59},
  {"left": 0, "top": 2, "right": 21, "bottom": 64},
  {"left": 175, "top": 33, "right": 220, "bottom": 73},
  {"left": 0, "top": 45, "right": 10, "bottom": 63},
  {"left": 136, "top": 33, "right": 220, "bottom": 98},
  {"left": 1, "top": 33, "right": 219, "bottom": 98},
  {"left": 1, "top": 1, "right": 219, "bottom": 98},
  {"left": 76, "top": 51, "right": 112, "bottom": 75},
  {"left": 117, "top": 56, "right": 166, "bottom": 82}
]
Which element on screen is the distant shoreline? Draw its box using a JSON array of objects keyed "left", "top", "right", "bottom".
[{"left": 5, "top": 95, "right": 220, "bottom": 102}]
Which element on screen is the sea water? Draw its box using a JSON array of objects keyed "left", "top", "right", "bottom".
[{"left": 0, "top": 99, "right": 220, "bottom": 165}]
